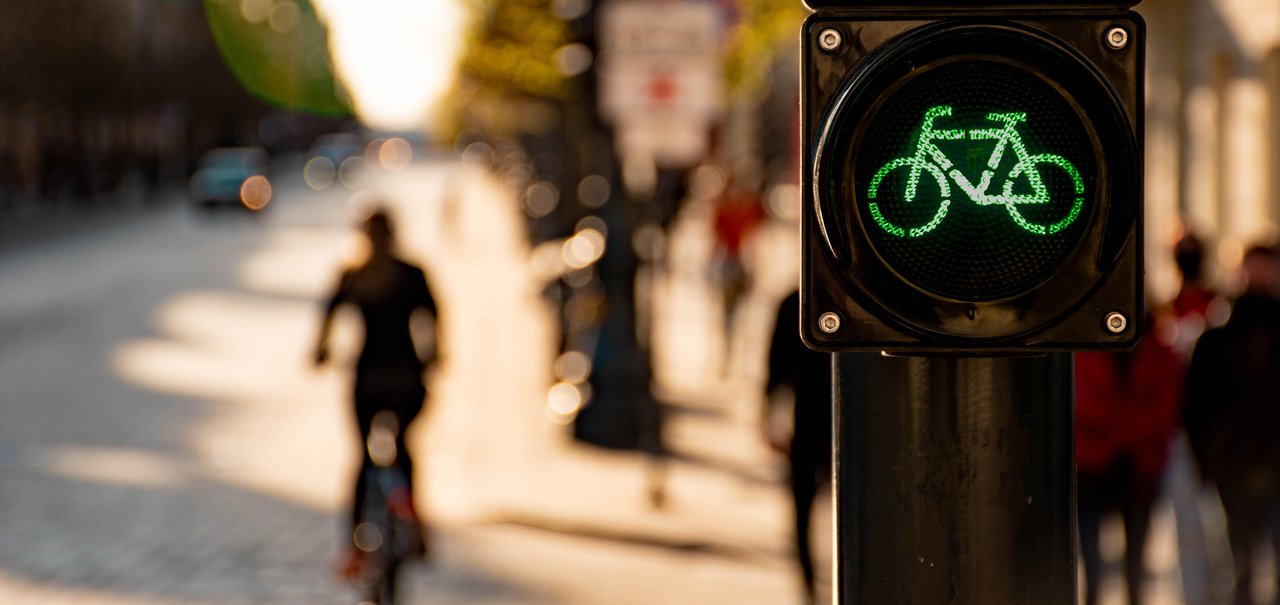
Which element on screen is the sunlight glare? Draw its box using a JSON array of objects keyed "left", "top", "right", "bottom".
[
  {"left": 313, "top": 0, "right": 467, "bottom": 132},
  {"left": 41, "top": 446, "right": 190, "bottom": 489}
]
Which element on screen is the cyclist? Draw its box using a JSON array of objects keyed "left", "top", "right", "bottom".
[{"left": 313, "top": 207, "right": 438, "bottom": 579}]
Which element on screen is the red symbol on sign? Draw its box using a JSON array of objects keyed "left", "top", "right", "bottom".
[{"left": 648, "top": 71, "right": 677, "bottom": 105}]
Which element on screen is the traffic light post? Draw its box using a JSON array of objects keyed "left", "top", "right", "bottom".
[
  {"left": 834, "top": 352, "right": 1074, "bottom": 604},
  {"left": 798, "top": 2, "right": 1143, "bottom": 603}
]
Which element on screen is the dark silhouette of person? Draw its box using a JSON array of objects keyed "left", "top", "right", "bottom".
[
  {"left": 765, "top": 290, "right": 832, "bottom": 603},
  {"left": 1171, "top": 232, "right": 1227, "bottom": 356},
  {"left": 1186, "top": 244, "right": 1280, "bottom": 605},
  {"left": 313, "top": 207, "right": 438, "bottom": 577},
  {"left": 1075, "top": 313, "right": 1183, "bottom": 605},
  {"left": 1165, "top": 230, "right": 1226, "bottom": 605},
  {"left": 1173, "top": 234, "right": 1218, "bottom": 320}
]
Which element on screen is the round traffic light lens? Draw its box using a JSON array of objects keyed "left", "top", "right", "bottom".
[{"left": 852, "top": 59, "right": 1096, "bottom": 301}]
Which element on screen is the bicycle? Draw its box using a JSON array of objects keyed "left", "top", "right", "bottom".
[
  {"left": 866, "top": 105, "right": 1085, "bottom": 238},
  {"left": 351, "top": 411, "right": 423, "bottom": 605}
]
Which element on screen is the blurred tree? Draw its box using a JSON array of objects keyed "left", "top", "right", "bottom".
[
  {"left": 456, "top": 0, "right": 577, "bottom": 101},
  {"left": 724, "top": 0, "right": 805, "bottom": 98}
]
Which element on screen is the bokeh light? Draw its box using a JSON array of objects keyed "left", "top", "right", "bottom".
[
  {"left": 576, "top": 216, "right": 608, "bottom": 237},
  {"left": 339, "top": 156, "right": 368, "bottom": 189},
  {"left": 633, "top": 222, "right": 666, "bottom": 262},
  {"left": 546, "top": 381, "right": 589, "bottom": 425},
  {"left": 461, "top": 141, "right": 496, "bottom": 167},
  {"left": 240, "top": 175, "right": 273, "bottom": 210},
  {"left": 353, "top": 521, "right": 384, "bottom": 552},
  {"left": 523, "top": 181, "right": 560, "bottom": 218},
  {"left": 304, "top": 156, "right": 337, "bottom": 190},
  {"left": 554, "top": 43, "right": 593, "bottom": 77},
  {"left": 554, "top": 350, "right": 591, "bottom": 384},
  {"left": 563, "top": 267, "right": 595, "bottom": 288},
  {"left": 689, "top": 164, "right": 728, "bottom": 201},
  {"left": 562, "top": 228, "right": 606, "bottom": 269},
  {"left": 240, "top": 0, "right": 274, "bottom": 24},
  {"left": 378, "top": 137, "right": 413, "bottom": 171},
  {"left": 269, "top": 0, "right": 302, "bottom": 33},
  {"left": 577, "top": 174, "right": 611, "bottom": 208}
]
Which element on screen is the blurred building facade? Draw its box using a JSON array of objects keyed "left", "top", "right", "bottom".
[
  {"left": 0, "top": 0, "right": 345, "bottom": 212},
  {"left": 1143, "top": 0, "right": 1280, "bottom": 300}
]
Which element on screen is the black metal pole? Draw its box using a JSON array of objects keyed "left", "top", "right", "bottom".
[{"left": 833, "top": 353, "right": 1076, "bottom": 605}]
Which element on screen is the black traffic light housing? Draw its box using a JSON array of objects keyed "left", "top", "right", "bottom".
[{"left": 801, "top": 3, "right": 1143, "bottom": 353}]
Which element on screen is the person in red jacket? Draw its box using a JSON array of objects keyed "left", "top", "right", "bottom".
[
  {"left": 1076, "top": 313, "right": 1183, "bottom": 605},
  {"left": 710, "top": 173, "right": 765, "bottom": 333}
]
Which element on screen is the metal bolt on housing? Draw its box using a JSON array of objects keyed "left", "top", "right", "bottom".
[
  {"left": 1105, "top": 27, "right": 1129, "bottom": 50},
  {"left": 819, "top": 29, "right": 842, "bottom": 52},
  {"left": 1104, "top": 311, "right": 1128, "bottom": 334},
  {"left": 819, "top": 312, "right": 842, "bottom": 334}
]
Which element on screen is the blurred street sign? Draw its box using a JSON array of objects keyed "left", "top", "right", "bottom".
[{"left": 598, "top": 0, "right": 724, "bottom": 168}]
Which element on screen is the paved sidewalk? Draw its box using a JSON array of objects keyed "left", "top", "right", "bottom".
[{"left": 0, "top": 159, "right": 817, "bottom": 604}]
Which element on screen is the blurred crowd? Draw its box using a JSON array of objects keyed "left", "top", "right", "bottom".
[
  {"left": 1076, "top": 230, "right": 1280, "bottom": 605},
  {"left": 462, "top": 122, "right": 1280, "bottom": 605}
]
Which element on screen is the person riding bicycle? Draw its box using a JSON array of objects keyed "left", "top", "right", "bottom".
[{"left": 313, "top": 207, "right": 438, "bottom": 579}]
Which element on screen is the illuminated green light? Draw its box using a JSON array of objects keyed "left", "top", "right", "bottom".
[
  {"left": 869, "top": 198, "right": 951, "bottom": 238},
  {"left": 866, "top": 105, "right": 1085, "bottom": 237}
]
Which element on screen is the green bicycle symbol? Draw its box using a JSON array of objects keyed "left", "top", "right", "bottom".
[{"left": 867, "top": 105, "right": 1085, "bottom": 238}]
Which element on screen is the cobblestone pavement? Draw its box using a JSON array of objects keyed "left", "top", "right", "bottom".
[{"left": 0, "top": 159, "right": 818, "bottom": 604}]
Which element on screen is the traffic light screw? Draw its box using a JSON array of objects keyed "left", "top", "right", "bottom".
[
  {"left": 818, "top": 29, "right": 842, "bottom": 53},
  {"left": 1105, "top": 27, "right": 1129, "bottom": 50},
  {"left": 819, "top": 312, "right": 842, "bottom": 334},
  {"left": 1104, "top": 311, "right": 1128, "bottom": 334}
]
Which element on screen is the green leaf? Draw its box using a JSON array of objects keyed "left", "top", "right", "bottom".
[{"left": 203, "top": 0, "right": 350, "bottom": 116}]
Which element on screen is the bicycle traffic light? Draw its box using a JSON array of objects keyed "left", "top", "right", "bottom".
[{"left": 801, "top": 1, "right": 1143, "bottom": 352}]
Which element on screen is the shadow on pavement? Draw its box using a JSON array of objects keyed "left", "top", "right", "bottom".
[{"left": 480, "top": 511, "right": 781, "bottom": 567}]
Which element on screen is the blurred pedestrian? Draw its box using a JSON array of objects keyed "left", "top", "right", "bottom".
[
  {"left": 1075, "top": 312, "right": 1183, "bottom": 605},
  {"left": 313, "top": 207, "right": 439, "bottom": 578},
  {"left": 711, "top": 170, "right": 764, "bottom": 339},
  {"left": 1186, "top": 244, "right": 1280, "bottom": 605},
  {"left": 1170, "top": 232, "right": 1228, "bottom": 356},
  {"left": 764, "top": 290, "right": 832, "bottom": 604},
  {"left": 1165, "top": 230, "right": 1228, "bottom": 605}
]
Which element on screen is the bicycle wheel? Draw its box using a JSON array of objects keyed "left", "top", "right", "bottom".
[
  {"left": 866, "top": 157, "right": 952, "bottom": 238},
  {"left": 1000, "top": 154, "right": 1084, "bottom": 236},
  {"left": 355, "top": 470, "right": 403, "bottom": 605},
  {"left": 378, "top": 559, "right": 400, "bottom": 605},
  {"left": 356, "top": 530, "right": 400, "bottom": 605}
]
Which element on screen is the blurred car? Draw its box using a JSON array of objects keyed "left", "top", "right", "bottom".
[
  {"left": 309, "top": 132, "right": 363, "bottom": 165},
  {"left": 189, "top": 147, "right": 272, "bottom": 211}
]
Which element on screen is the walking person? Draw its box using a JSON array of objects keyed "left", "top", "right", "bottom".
[
  {"left": 764, "top": 290, "right": 832, "bottom": 604},
  {"left": 1186, "top": 245, "right": 1280, "bottom": 605},
  {"left": 710, "top": 169, "right": 765, "bottom": 373},
  {"left": 313, "top": 207, "right": 439, "bottom": 578},
  {"left": 1165, "top": 231, "right": 1226, "bottom": 605},
  {"left": 1075, "top": 312, "right": 1183, "bottom": 605}
]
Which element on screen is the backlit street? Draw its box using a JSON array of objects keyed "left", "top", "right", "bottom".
[{"left": 0, "top": 160, "right": 817, "bottom": 604}]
